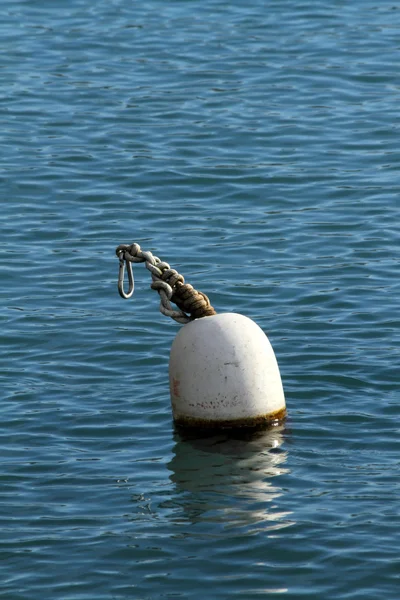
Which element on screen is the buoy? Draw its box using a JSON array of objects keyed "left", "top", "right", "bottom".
[
  {"left": 169, "top": 313, "right": 285, "bottom": 429},
  {"left": 116, "top": 243, "right": 286, "bottom": 430}
]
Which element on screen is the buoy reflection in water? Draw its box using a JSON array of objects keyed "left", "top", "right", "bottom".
[{"left": 167, "top": 425, "right": 294, "bottom": 531}]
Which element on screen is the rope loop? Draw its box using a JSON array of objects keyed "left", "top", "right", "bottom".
[{"left": 116, "top": 242, "right": 216, "bottom": 324}]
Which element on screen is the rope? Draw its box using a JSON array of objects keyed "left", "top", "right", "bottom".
[{"left": 116, "top": 242, "right": 216, "bottom": 324}]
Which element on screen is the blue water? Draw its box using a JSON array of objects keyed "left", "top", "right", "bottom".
[{"left": 1, "top": 1, "right": 399, "bottom": 598}]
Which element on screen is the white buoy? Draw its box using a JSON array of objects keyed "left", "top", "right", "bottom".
[{"left": 169, "top": 312, "right": 286, "bottom": 429}]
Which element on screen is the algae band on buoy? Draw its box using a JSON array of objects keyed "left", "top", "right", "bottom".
[{"left": 116, "top": 242, "right": 286, "bottom": 430}]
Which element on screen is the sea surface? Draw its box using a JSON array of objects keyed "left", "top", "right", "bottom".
[{"left": 1, "top": 1, "right": 399, "bottom": 598}]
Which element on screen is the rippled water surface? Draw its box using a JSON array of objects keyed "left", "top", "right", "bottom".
[{"left": 1, "top": 1, "right": 399, "bottom": 598}]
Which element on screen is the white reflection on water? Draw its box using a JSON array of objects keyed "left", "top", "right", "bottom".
[{"left": 167, "top": 425, "right": 294, "bottom": 532}]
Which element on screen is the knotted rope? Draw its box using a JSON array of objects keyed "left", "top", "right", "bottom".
[{"left": 116, "top": 243, "right": 216, "bottom": 324}]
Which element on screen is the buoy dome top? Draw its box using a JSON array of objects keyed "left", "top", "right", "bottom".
[{"left": 169, "top": 312, "right": 286, "bottom": 429}]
